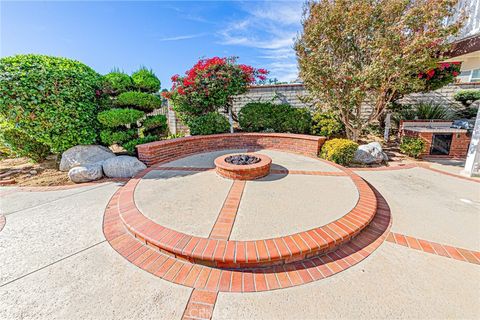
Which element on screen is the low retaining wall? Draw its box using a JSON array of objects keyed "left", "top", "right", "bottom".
[{"left": 136, "top": 133, "right": 326, "bottom": 166}]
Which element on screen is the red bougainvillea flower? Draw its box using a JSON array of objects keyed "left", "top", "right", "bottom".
[
  {"left": 426, "top": 69, "right": 435, "bottom": 79},
  {"left": 171, "top": 74, "right": 179, "bottom": 82},
  {"left": 452, "top": 71, "right": 459, "bottom": 76},
  {"left": 418, "top": 73, "right": 423, "bottom": 79}
]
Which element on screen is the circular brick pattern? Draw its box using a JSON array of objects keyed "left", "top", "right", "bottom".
[
  {"left": 116, "top": 164, "right": 376, "bottom": 269},
  {"left": 103, "top": 181, "right": 391, "bottom": 292},
  {"left": 214, "top": 153, "right": 272, "bottom": 180}
]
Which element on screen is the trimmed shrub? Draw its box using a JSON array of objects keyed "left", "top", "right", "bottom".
[
  {"left": 188, "top": 112, "right": 230, "bottom": 135},
  {"left": 2, "top": 128, "right": 50, "bottom": 162},
  {"left": 320, "top": 138, "right": 358, "bottom": 165},
  {"left": 0, "top": 54, "right": 103, "bottom": 153},
  {"left": 103, "top": 71, "right": 133, "bottom": 95},
  {"left": 122, "top": 135, "right": 157, "bottom": 154},
  {"left": 400, "top": 137, "right": 426, "bottom": 158},
  {"left": 454, "top": 89, "right": 480, "bottom": 106},
  {"left": 238, "top": 102, "right": 312, "bottom": 133},
  {"left": 142, "top": 114, "right": 167, "bottom": 131},
  {"left": 99, "top": 129, "right": 137, "bottom": 146},
  {"left": 114, "top": 91, "right": 162, "bottom": 111},
  {"left": 312, "top": 111, "right": 344, "bottom": 137},
  {"left": 97, "top": 108, "right": 145, "bottom": 128},
  {"left": 131, "top": 67, "right": 161, "bottom": 93}
]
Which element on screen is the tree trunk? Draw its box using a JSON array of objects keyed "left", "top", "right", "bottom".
[{"left": 345, "top": 126, "right": 360, "bottom": 142}]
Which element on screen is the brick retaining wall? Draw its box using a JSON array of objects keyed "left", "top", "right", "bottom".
[{"left": 136, "top": 133, "right": 326, "bottom": 166}]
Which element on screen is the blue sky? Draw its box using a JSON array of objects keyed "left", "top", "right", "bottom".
[{"left": 1, "top": 0, "right": 304, "bottom": 88}]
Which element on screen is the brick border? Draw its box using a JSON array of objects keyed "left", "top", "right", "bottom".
[
  {"left": 136, "top": 133, "right": 326, "bottom": 166},
  {"left": 386, "top": 232, "right": 480, "bottom": 265},
  {"left": 182, "top": 289, "right": 218, "bottom": 320},
  {"left": 209, "top": 181, "right": 245, "bottom": 240},
  {"left": 0, "top": 215, "right": 5, "bottom": 233},
  {"left": 103, "top": 183, "right": 392, "bottom": 292},
  {"left": 117, "top": 161, "right": 377, "bottom": 269}
]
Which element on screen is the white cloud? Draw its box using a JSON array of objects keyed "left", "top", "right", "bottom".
[
  {"left": 218, "top": 0, "right": 303, "bottom": 82},
  {"left": 157, "top": 33, "right": 207, "bottom": 42}
]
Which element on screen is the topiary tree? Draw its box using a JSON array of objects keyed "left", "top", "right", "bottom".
[
  {"left": 0, "top": 54, "right": 104, "bottom": 155},
  {"left": 164, "top": 57, "right": 268, "bottom": 133},
  {"left": 454, "top": 89, "right": 480, "bottom": 118},
  {"left": 295, "top": 0, "right": 463, "bottom": 141},
  {"left": 98, "top": 67, "right": 166, "bottom": 153},
  {"left": 103, "top": 71, "right": 133, "bottom": 95}
]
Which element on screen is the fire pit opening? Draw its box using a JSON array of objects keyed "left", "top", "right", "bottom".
[{"left": 224, "top": 154, "right": 261, "bottom": 165}]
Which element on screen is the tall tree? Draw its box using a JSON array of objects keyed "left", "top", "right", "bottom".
[{"left": 295, "top": 0, "right": 463, "bottom": 141}]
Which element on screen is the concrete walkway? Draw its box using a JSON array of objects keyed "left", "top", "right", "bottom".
[{"left": 0, "top": 150, "right": 479, "bottom": 319}]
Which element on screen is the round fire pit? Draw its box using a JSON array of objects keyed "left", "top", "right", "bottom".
[{"left": 214, "top": 153, "right": 272, "bottom": 180}]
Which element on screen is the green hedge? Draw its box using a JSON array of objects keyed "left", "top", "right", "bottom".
[
  {"left": 320, "top": 138, "right": 358, "bottom": 165},
  {"left": 114, "top": 91, "right": 162, "bottom": 111},
  {"left": 103, "top": 71, "right": 133, "bottom": 95},
  {"left": 0, "top": 54, "right": 103, "bottom": 153},
  {"left": 238, "top": 102, "right": 311, "bottom": 134},
  {"left": 2, "top": 128, "right": 51, "bottom": 162},
  {"left": 97, "top": 108, "right": 145, "bottom": 127},
  {"left": 188, "top": 112, "right": 230, "bottom": 135},
  {"left": 131, "top": 67, "right": 161, "bottom": 93},
  {"left": 400, "top": 137, "right": 425, "bottom": 158}
]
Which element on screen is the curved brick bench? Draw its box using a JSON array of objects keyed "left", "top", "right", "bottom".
[
  {"left": 136, "top": 133, "right": 326, "bottom": 166},
  {"left": 117, "top": 164, "right": 377, "bottom": 269}
]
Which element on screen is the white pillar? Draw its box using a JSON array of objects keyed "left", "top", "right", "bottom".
[{"left": 463, "top": 106, "right": 480, "bottom": 177}]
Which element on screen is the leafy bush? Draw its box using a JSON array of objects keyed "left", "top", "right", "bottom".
[
  {"left": 312, "top": 111, "right": 343, "bottom": 137},
  {"left": 453, "top": 89, "right": 480, "bottom": 106},
  {"left": 142, "top": 114, "right": 167, "bottom": 131},
  {"left": 0, "top": 54, "right": 103, "bottom": 153},
  {"left": 320, "top": 138, "right": 358, "bottom": 165},
  {"left": 238, "top": 102, "right": 312, "bottom": 133},
  {"left": 188, "top": 112, "right": 230, "bottom": 135},
  {"left": 414, "top": 103, "right": 452, "bottom": 119},
  {"left": 103, "top": 71, "right": 133, "bottom": 95},
  {"left": 115, "top": 91, "right": 162, "bottom": 111},
  {"left": 97, "top": 108, "right": 145, "bottom": 127},
  {"left": 400, "top": 137, "right": 426, "bottom": 158},
  {"left": 131, "top": 67, "right": 161, "bottom": 93},
  {"left": 2, "top": 128, "right": 50, "bottom": 162},
  {"left": 99, "top": 129, "right": 137, "bottom": 146},
  {"left": 122, "top": 135, "right": 157, "bottom": 154}
]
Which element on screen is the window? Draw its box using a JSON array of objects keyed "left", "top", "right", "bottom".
[{"left": 471, "top": 69, "right": 480, "bottom": 82}]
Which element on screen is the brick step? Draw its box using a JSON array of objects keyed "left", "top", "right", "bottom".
[
  {"left": 104, "top": 183, "right": 390, "bottom": 292},
  {"left": 115, "top": 170, "right": 377, "bottom": 269}
]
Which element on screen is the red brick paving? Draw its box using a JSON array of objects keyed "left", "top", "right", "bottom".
[
  {"left": 116, "top": 161, "right": 377, "bottom": 269},
  {"left": 386, "top": 232, "right": 480, "bottom": 265}
]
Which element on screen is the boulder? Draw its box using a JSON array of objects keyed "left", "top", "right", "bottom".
[
  {"left": 102, "top": 156, "right": 147, "bottom": 178},
  {"left": 60, "top": 145, "right": 116, "bottom": 172},
  {"left": 68, "top": 163, "right": 103, "bottom": 183},
  {"left": 354, "top": 142, "right": 389, "bottom": 164}
]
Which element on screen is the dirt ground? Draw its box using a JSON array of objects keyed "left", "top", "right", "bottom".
[{"left": 0, "top": 156, "right": 74, "bottom": 186}]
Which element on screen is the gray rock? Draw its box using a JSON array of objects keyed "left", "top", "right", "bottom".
[
  {"left": 102, "top": 156, "right": 147, "bottom": 178},
  {"left": 68, "top": 163, "right": 103, "bottom": 183},
  {"left": 60, "top": 145, "right": 115, "bottom": 172},
  {"left": 354, "top": 142, "right": 389, "bottom": 164}
]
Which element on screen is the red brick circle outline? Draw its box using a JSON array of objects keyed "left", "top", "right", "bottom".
[
  {"left": 115, "top": 158, "right": 377, "bottom": 269},
  {"left": 103, "top": 174, "right": 391, "bottom": 292}
]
